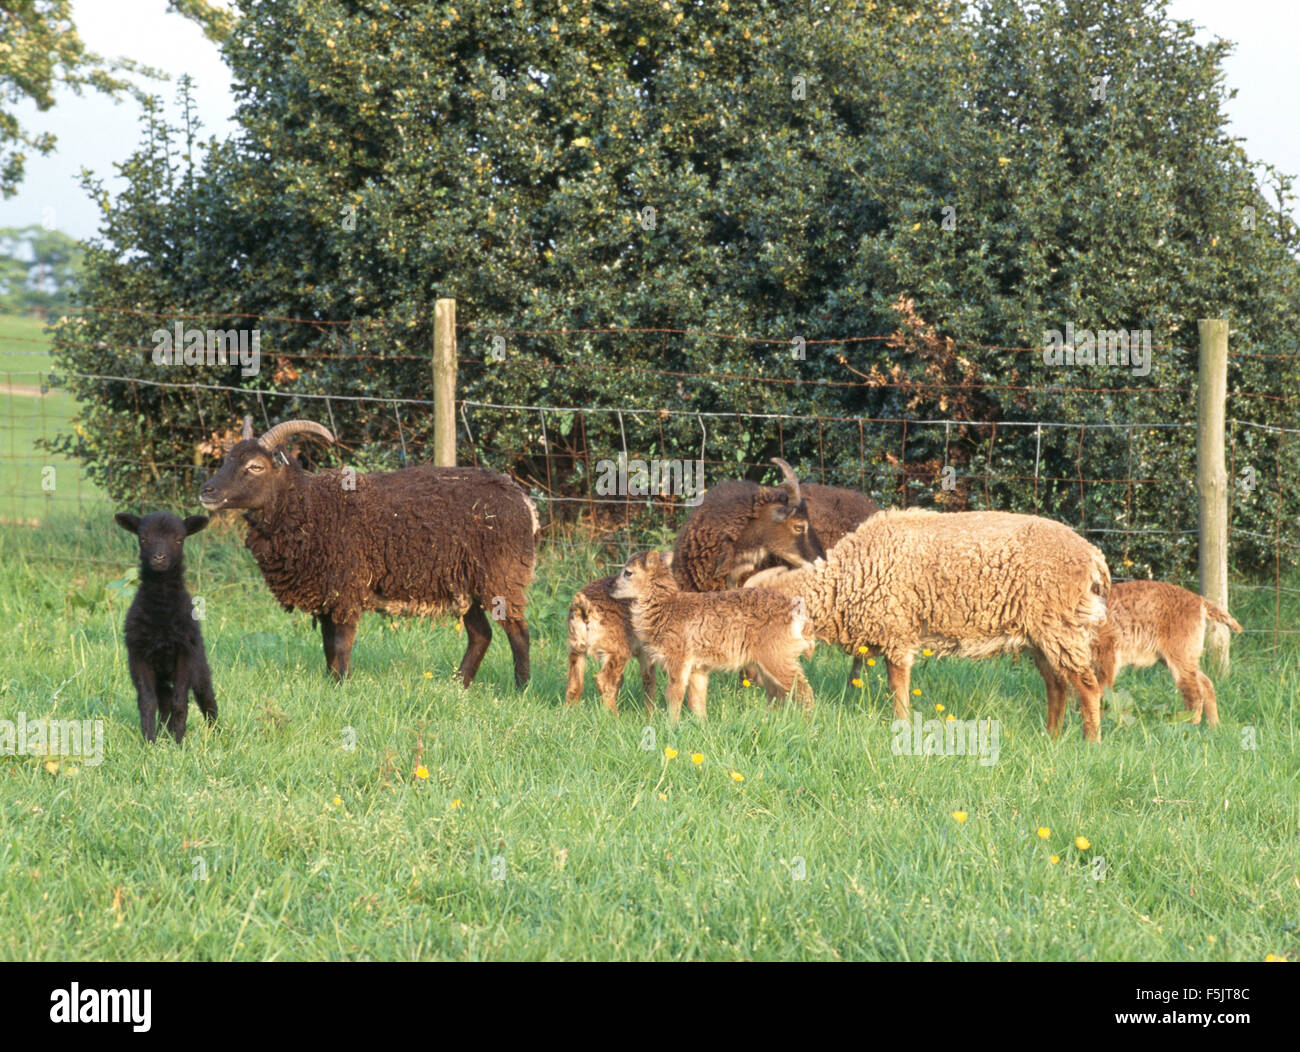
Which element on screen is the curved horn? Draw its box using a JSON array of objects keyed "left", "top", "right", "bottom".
[
  {"left": 258, "top": 419, "right": 336, "bottom": 452},
  {"left": 771, "top": 457, "right": 802, "bottom": 505},
  {"left": 241, "top": 415, "right": 253, "bottom": 441}
]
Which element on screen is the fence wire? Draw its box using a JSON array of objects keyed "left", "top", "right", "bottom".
[{"left": 2, "top": 305, "right": 1296, "bottom": 648}]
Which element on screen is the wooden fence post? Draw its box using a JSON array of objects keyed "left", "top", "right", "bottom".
[
  {"left": 1197, "top": 318, "right": 1230, "bottom": 675},
  {"left": 433, "top": 298, "right": 457, "bottom": 467}
]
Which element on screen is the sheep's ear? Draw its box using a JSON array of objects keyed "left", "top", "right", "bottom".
[
  {"left": 184, "top": 515, "right": 209, "bottom": 536},
  {"left": 646, "top": 550, "right": 661, "bottom": 571},
  {"left": 660, "top": 551, "right": 674, "bottom": 570},
  {"left": 114, "top": 513, "right": 140, "bottom": 535}
]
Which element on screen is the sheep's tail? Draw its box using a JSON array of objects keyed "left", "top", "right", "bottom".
[
  {"left": 498, "top": 470, "right": 540, "bottom": 541},
  {"left": 1202, "top": 597, "right": 1243, "bottom": 633},
  {"left": 568, "top": 592, "right": 593, "bottom": 649}
]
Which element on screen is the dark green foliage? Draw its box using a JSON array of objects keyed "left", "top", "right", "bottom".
[{"left": 48, "top": 0, "right": 1300, "bottom": 578}]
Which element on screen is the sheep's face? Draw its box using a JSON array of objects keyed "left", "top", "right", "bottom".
[
  {"left": 115, "top": 511, "right": 207, "bottom": 573},
  {"left": 611, "top": 551, "right": 675, "bottom": 601},
  {"left": 199, "top": 439, "right": 282, "bottom": 512},
  {"left": 740, "top": 492, "right": 826, "bottom": 572}
]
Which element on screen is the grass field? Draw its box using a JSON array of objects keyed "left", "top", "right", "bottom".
[
  {"left": 0, "top": 314, "right": 1296, "bottom": 961},
  {"left": 1, "top": 313, "right": 102, "bottom": 525}
]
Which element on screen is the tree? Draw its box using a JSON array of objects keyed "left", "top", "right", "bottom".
[
  {"left": 50, "top": 0, "right": 1300, "bottom": 578},
  {"left": 0, "top": 223, "right": 83, "bottom": 307},
  {"left": 0, "top": 1, "right": 167, "bottom": 197}
]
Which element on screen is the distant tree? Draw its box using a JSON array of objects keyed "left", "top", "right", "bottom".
[{"left": 0, "top": 224, "right": 83, "bottom": 307}]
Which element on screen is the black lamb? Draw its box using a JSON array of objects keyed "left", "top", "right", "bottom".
[{"left": 115, "top": 512, "right": 217, "bottom": 742}]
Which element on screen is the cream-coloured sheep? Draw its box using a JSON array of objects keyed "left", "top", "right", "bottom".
[
  {"left": 745, "top": 508, "right": 1112, "bottom": 740},
  {"left": 612, "top": 551, "right": 815, "bottom": 721},
  {"left": 1093, "top": 580, "right": 1243, "bottom": 725}
]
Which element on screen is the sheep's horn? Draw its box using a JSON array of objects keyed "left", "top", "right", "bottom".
[
  {"left": 771, "top": 457, "right": 802, "bottom": 505},
  {"left": 258, "top": 419, "right": 336, "bottom": 451},
  {"left": 241, "top": 415, "right": 253, "bottom": 441}
]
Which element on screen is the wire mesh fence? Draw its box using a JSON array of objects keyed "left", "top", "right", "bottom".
[{"left": 2, "top": 303, "right": 1296, "bottom": 644}]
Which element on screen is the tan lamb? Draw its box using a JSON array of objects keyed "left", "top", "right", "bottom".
[
  {"left": 565, "top": 574, "right": 658, "bottom": 713},
  {"left": 1093, "top": 580, "right": 1243, "bottom": 726},
  {"left": 745, "top": 508, "right": 1112, "bottom": 740},
  {"left": 610, "top": 551, "right": 815, "bottom": 721}
]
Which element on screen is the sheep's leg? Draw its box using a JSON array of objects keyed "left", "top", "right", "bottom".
[
  {"left": 640, "top": 658, "right": 657, "bottom": 716},
  {"left": 1066, "top": 668, "right": 1102, "bottom": 743},
  {"left": 193, "top": 655, "right": 218, "bottom": 728},
  {"left": 564, "top": 647, "right": 587, "bottom": 706},
  {"left": 847, "top": 652, "right": 864, "bottom": 690},
  {"left": 167, "top": 659, "right": 191, "bottom": 744},
  {"left": 320, "top": 613, "right": 337, "bottom": 672},
  {"left": 686, "top": 669, "right": 709, "bottom": 721},
  {"left": 1032, "top": 651, "right": 1070, "bottom": 738},
  {"left": 1167, "top": 660, "right": 1207, "bottom": 724},
  {"left": 664, "top": 661, "right": 689, "bottom": 722},
  {"left": 320, "top": 614, "right": 359, "bottom": 680},
  {"left": 1092, "top": 635, "right": 1118, "bottom": 692},
  {"left": 131, "top": 659, "right": 161, "bottom": 743},
  {"left": 791, "top": 667, "right": 814, "bottom": 711},
  {"left": 503, "top": 616, "right": 531, "bottom": 689},
  {"left": 1197, "top": 672, "right": 1220, "bottom": 726},
  {"left": 155, "top": 675, "right": 174, "bottom": 733},
  {"left": 883, "top": 652, "right": 914, "bottom": 720},
  {"left": 594, "top": 653, "right": 627, "bottom": 714},
  {"left": 457, "top": 603, "right": 492, "bottom": 687}
]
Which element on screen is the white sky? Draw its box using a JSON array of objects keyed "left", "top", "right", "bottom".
[{"left": 0, "top": 0, "right": 1296, "bottom": 239}]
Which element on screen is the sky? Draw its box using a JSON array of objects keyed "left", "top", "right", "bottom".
[{"left": 1, "top": 0, "right": 1297, "bottom": 240}]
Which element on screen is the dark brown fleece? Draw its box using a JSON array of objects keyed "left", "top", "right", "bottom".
[{"left": 240, "top": 462, "right": 536, "bottom": 626}]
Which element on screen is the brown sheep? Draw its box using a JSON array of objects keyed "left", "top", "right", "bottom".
[
  {"left": 673, "top": 459, "right": 879, "bottom": 688},
  {"left": 764, "top": 461, "right": 880, "bottom": 683},
  {"left": 1093, "top": 580, "right": 1243, "bottom": 726},
  {"left": 611, "top": 550, "right": 815, "bottom": 721},
  {"left": 199, "top": 418, "right": 537, "bottom": 686},
  {"left": 745, "top": 508, "right": 1112, "bottom": 740},
  {"left": 565, "top": 574, "right": 657, "bottom": 713},
  {"left": 670, "top": 460, "right": 829, "bottom": 592}
]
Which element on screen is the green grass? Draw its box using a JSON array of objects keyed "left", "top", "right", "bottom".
[
  {"left": 0, "top": 512, "right": 1296, "bottom": 961},
  {"left": 0, "top": 312, "right": 107, "bottom": 524},
  {"left": 0, "top": 315, "right": 1296, "bottom": 960}
]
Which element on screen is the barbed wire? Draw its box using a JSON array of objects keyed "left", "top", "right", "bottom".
[{"left": 3, "top": 316, "right": 1296, "bottom": 650}]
